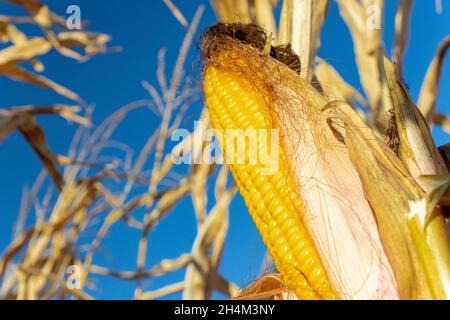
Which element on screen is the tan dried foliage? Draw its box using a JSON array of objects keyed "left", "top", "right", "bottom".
[{"left": 1, "top": 1, "right": 238, "bottom": 300}]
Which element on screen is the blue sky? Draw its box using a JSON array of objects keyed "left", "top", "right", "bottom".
[{"left": 0, "top": 0, "right": 449, "bottom": 299}]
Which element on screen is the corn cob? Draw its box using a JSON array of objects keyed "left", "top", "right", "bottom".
[{"left": 204, "top": 60, "right": 335, "bottom": 300}]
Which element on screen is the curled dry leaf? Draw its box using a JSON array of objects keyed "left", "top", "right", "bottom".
[
  {"left": 392, "top": 0, "right": 414, "bottom": 76},
  {"left": 56, "top": 32, "right": 113, "bottom": 57},
  {"left": 6, "top": 104, "right": 91, "bottom": 127},
  {"left": 0, "top": 63, "right": 81, "bottom": 102},
  {"left": 418, "top": 37, "right": 450, "bottom": 124},
  {"left": 0, "top": 37, "right": 51, "bottom": 65},
  {"left": 0, "top": 2, "right": 113, "bottom": 101},
  {"left": 183, "top": 185, "right": 236, "bottom": 300},
  {"left": 0, "top": 106, "right": 90, "bottom": 190},
  {"left": 0, "top": 20, "right": 28, "bottom": 43},
  {"left": 163, "top": 0, "right": 189, "bottom": 28},
  {"left": 432, "top": 113, "right": 450, "bottom": 134},
  {"left": 0, "top": 110, "right": 62, "bottom": 190},
  {"left": 5, "top": 0, "right": 52, "bottom": 28}
]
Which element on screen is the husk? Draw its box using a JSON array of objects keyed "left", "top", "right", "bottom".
[{"left": 382, "top": 58, "right": 450, "bottom": 299}]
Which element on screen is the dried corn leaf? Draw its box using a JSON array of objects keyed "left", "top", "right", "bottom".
[
  {"left": 326, "top": 99, "right": 450, "bottom": 299},
  {"left": 291, "top": 0, "right": 313, "bottom": 78},
  {"left": 0, "top": 37, "right": 51, "bottom": 65},
  {"left": 336, "top": 0, "right": 389, "bottom": 128},
  {"left": 392, "top": 0, "right": 414, "bottom": 75},
  {"left": 7, "top": 104, "right": 90, "bottom": 127},
  {"left": 0, "top": 105, "right": 89, "bottom": 190},
  {"left": 183, "top": 186, "right": 236, "bottom": 299},
  {"left": 139, "top": 282, "right": 185, "bottom": 300},
  {"left": 278, "top": 0, "right": 293, "bottom": 45},
  {"left": 57, "top": 32, "right": 112, "bottom": 57},
  {"left": 415, "top": 175, "right": 450, "bottom": 228},
  {"left": 163, "top": 0, "right": 188, "bottom": 28},
  {"left": 191, "top": 162, "right": 211, "bottom": 227},
  {"left": 0, "top": 64, "right": 81, "bottom": 102},
  {"left": 6, "top": 0, "right": 52, "bottom": 27},
  {"left": 17, "top": 114, "right": 63, "bottom": 190},
  {"left": 0, "top": 21, "right": 27, "bottom": 44},
  {"left": 432, "top": 113, "right": 450, "bottom": 134},
  {"left": 210, "top": 0, "right": 252, "bottom": 24},
  {"left": 310, "top": 0, "right": 329, "bottom": 72},
  {"left": 278, "top": 0, "right": 329, "bottom": 79},
  {"left": 6, "top": 0, "right": 84, "bottom": 60},
  {"left": 314, "top": 58, "right": 366, "bottom": 107},
  {"left": 418, "top": 37, "right": 450, "bottom": 121},
  {"left": 254, "top": 0, "right": 277, "bottom": 40},
  {"left": 0, "top": 110, "right": 22, "bottom": 142},
  {"left": 210, "top": 166, "right": 231, "bottom": 268},
  {"left": 190, "top": 116, "right": 213, "bottom": 227}
]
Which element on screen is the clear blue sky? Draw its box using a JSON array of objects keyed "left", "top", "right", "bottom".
[{"left": 0, "top": 0, "right": 449, "bottom": 299}]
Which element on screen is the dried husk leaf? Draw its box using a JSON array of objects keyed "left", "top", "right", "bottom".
[
  {"left": 17, "top": 114, "right": 63, "bottom": 190},
  {"left": 290, "top": 0, "right": 313, "bottom": 79},
  {"left": 325, "top": 100, "right": 432, "bottom": 299},
  {"left": 339, "top": 54, "right": 450, "bottom": 297},
  {"left": 327, "top": 97, "right": 450, "bottom": 299},
  {"left": 56, "top": 32, "right": 112, "bottom": 57}
]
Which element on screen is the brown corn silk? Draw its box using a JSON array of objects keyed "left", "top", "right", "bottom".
[{"left": 203, "top": 34, "right": 399, "bottom": 299}]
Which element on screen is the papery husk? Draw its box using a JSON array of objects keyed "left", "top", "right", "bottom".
[
  {"left": 324, "top": 100, "right": 433, "bottom": 299},
  {"left": 381, "top": 58, "right": 450, "bottom": 299}
]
